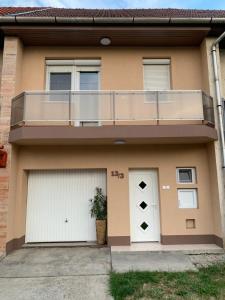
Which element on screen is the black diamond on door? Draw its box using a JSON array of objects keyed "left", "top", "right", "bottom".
[
  {"left": 140, "top": 222, "right": 149, "bottom": 230},
  {"left": 139, "top": 201, "right": 148, "bottom": 210},
  {"left": 139, "top": 181, "right": 147, "bottom": 189}
]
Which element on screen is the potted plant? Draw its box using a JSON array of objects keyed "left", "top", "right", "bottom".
[{"left": 90, "top": 187, "right": 107, "bottom": 245}]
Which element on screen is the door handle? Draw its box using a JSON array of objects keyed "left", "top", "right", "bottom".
[{"left": 65, "top": 218, "right": 69, "bottom": 223}]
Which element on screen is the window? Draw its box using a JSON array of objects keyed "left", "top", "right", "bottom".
[
  {"left": 46, "top": 60, "right": 101, "bottom": 126},
  {"left": 178, "top": 189, "right": 198, "bottom": 209},
  {"left": 143, "top": 59, "right": 171, "bottom": 91},
  {"left": 79, "top": 72, "right": 99, "bottom": 90},
  {"left": 177, "top": 168, "right": 196, "bottom": 184},
  {"left": 49, "top": 73, "right": 71, "bottom": 90},
  {"left": 46, "top": 65, "right": 74, "bottom": 92},
  {"left": 46, "top": 60, "right": 101, "bottom": 91}
]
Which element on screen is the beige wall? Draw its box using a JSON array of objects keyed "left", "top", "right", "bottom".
[
  {"left": 9, "top": 143, "right": 222, "bottom": 242},
  {"left": 200, "top": 39, "right": 211, "bottom": 94},
  {"left": 2, "top": 38, "right": 224, "bottom": 248},
  {"left": 16, "top": 46, "right": 205, "bottom": 127},
  {"left": 207, "top": 143, "right": 222, "bottom": 237},
  {"left": 19, "top": 46, "right": 203, "bottom": 93},
  {"left": 202, "top": 37, "right": 225, "bottom": 246}
]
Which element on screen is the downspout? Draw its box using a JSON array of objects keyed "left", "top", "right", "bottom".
[{"left": 211, "top": 31, "right": 225, "bottom": 167}]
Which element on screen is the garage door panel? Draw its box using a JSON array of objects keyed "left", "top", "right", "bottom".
[{"left": 26, "top": 169, "right": 106, "bottom": 243}]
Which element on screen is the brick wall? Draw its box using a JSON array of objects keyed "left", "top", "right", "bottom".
[{"left": 0, "top": 37, "right": 23, "bottom": 252}]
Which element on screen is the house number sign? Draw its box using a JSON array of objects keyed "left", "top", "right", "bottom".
[{"left": 111, "top": 170, "right": 124, "bottom": 179}]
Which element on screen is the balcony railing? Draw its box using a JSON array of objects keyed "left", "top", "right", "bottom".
[{"left": 10, "top": 90, "right": 214, "bottom": 127}]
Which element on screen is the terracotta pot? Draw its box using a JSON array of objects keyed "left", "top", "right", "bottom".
[{"left": 96, "top": 219, "right": 107, "bottom": 245}]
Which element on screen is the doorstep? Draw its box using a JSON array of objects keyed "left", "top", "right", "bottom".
[
  {"left": 111, "top": 242, "right": 224, "bottom": 254},
  {"left": 23, "top": 242, "right": 108, "bottom": 248}
]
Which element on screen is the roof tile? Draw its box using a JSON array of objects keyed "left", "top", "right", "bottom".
[
  {"left": 1, "top": 7, "right": 225, "bottom": 18},
  {"left": 0, "top": 7, "right": 48, "bottom": 16}
]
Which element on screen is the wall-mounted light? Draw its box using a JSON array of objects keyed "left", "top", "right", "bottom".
[
  {"left": 114, "top": 139, "right": 126, "bottom": 145},
  {"left": 100, "top": 37, "right": 111, "bottom": 46}
]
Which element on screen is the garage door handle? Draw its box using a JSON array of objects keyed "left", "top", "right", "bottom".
[{"left": 65, "top": 219, "right": 68, "bottom": 223}]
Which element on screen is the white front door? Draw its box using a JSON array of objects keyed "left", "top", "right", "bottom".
[
  {"left": 129, "top": 170, "right": 160, "bottom": 242},
  {"left": 26, "top": 169, "right": 106, "bottom": 243}
]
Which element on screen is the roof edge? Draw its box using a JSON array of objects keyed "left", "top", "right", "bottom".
[{"left": 0, "top": 15, "right": 225, "bottom": 25}]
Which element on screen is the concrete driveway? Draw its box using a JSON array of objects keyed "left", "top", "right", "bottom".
[{"left": 0, "top": 247, "right": 112, "bottom": 300}]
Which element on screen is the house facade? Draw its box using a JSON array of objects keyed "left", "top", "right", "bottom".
[{"left": 0, "top": 7, "right": 225, "bottom": 254}]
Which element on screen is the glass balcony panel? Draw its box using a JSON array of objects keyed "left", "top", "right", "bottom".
[
  {"left": 158, "top": 91, "right": 204, "bottom": 120},
  {"left": 24, "top": 92, "right": 70, "bottom": 125},
  {"left": 10, "top": 90, "right": 214, "bottom": 127}
]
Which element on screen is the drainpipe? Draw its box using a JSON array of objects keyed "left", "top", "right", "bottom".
[
  {"left": 211, "top": 32, "right": 225, "bottom": 249},
  {"left": 211, "top": 31, "right": 225, "bottom": 167}
]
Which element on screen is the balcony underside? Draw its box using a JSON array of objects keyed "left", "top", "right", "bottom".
[
  {"left": 2, "top": 26, "right": 210, "bottom": 47},
  {"left": 9, "top": 125, "right": 217, "bottom": 145}
]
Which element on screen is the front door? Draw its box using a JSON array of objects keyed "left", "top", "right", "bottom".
[{"left": 129, "top": 169, "right": 160, "bottom": 242}]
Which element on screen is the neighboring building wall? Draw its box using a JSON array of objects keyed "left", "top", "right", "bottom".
[
  {"left": 219, "top": 49, "right": 225, "bottom": 98},
  {"left": 9, "top": 144, "right": 222, "bottom": 247}
]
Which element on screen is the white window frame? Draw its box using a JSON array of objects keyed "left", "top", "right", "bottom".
[
  {"left": 46, "top": 65, "right": 75, "bottom": 91},
  {"left": 176, "top": 168, "right": 196, "bottom": 184},
  {"left": 45, "top": 60, "right": 101, "bottom": 126},
  {"left": 143, "top": 59, "right": 171, "bottom": 104},
  {"left": 46, "top": 62, "right": 101, "bottom": 91},
  {"left": 178, "top": 189, "right": 198, "bottom": 209},
  {"left": 74, "top": 66, "right": 101, "bottom": 127},
  {"left": 143, "top": 59, "right": 171, "bottom": 90},
  {"left": 75, "top": 66, "right": 101, "bottom": 90}
]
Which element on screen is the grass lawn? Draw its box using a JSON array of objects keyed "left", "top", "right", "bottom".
[{"left": 110, "top": 263, "right": 225, "bottom": 300}]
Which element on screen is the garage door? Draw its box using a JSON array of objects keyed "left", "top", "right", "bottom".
[{"left": 25, "top": 169, "right": 106, "bottom": 243}]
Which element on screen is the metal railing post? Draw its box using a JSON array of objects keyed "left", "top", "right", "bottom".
[
  {"left": 156, "top": 91, "right": 159, "bottom": 124},
  {"left": 203, "top": 91, "right": 206, "bottom": 124},
  {"left": 113, "top": 91, "right": 116, "bottom": 126},
  {"left": 23, "top": 92, "right": 26, "bottom": 125},
  {"left": 69, "top": 91, "right": 71, "bottom": 126}
]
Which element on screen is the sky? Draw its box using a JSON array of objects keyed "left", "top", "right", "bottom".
[{"left": 1, "top": 0, "right": 225, "bottom": 10}]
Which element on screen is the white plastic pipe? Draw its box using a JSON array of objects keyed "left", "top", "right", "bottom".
[{"left": 211, "top": 32, "right": 225, "bottom": 167}]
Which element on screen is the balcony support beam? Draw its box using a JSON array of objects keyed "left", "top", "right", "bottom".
[{"left": 9, "top": 125, "right": 217, "bottom": 145}]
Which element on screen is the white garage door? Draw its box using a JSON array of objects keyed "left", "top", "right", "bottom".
[{"left": 26, "top": 169, "right": 106, "bottom": 243}]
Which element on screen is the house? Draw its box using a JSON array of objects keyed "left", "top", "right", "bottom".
[{"left": 0, "top": 7, "right": 225, "bottom": 255}]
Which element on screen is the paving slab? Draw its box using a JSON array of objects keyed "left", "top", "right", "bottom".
[
  {"left": 0, "top": 247, "right": 111, "bottom": 277},
  {"left": 0, "top": 247, "right": 112, "bottom": 300},
  {"left": 111, "top": 251, "right": 197, "bottom": 273},
  {"left": 189, "top": 253, "right": 225, "bottom": 268},
  {"left": 111, "top": 243, "right": 224, "bottom": 254},
  {"left": 0, "top": 275, "right": 112, "bottom": 300}
]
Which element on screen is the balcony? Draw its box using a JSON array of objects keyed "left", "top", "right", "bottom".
[{"left": 9, "top": 90, "right": 217, "bottom": 145}]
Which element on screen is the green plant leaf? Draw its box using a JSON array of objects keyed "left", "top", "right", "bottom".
[{"left": 90, "top": 187, "right": 107, "bottom": 220}]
